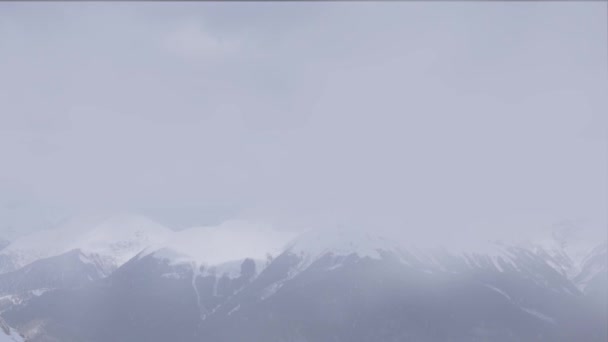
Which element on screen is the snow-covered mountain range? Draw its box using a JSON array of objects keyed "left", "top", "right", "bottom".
[
  {"left": 0, "top": 213, "right": 600, "bottom": 288},
  {"left": 0, "top": 215, "right": 604, "bottom": 341}
]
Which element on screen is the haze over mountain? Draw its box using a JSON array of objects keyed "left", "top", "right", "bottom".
[{"left": 0, "top": 1, "right": 606, "bottom": 341}]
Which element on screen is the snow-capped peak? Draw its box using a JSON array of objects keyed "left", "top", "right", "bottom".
[
  {"left": 143, "top": 220, "right": 296, "bottom": 267},
  {"left": 574, "top": 242, "right": 607, "bottom": 291},
  {"left": 285, "top": 227, "right": 403, "bottom": 263},
  {"left": 0, "top": 213, "right": 172, "bottom": 273}
]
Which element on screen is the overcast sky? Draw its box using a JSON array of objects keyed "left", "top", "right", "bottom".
[{"left": 0, "top": 2, "right": 606, "bottom": 242}]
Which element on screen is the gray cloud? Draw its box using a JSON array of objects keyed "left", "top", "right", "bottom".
[{"left": 0, "top": 2, "right": 606, "bottom": 241}]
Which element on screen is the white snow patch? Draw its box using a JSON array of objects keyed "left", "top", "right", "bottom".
[
  {"left": 521, "top": 307, "right": 555, "bottom": 324},
  {"left": 160, "top": 272, "right": 183, "bottom": 280},
  {"left": 326, "top": 263, "right": 343, "bottom": 271},
  {"left": 483, "top": 284, "right": 512, "bottom": 301},
  {"left": 227, "top": 304, "right": 240, "bottom": 316},
  {"left": 191, "top": 262, "right": 205, "bottom": 320},
  {"left": 78, "top": 253, "right": 94, "bottom": 265},
  {"left": 260, "top": 282, "right": 283, "bottom": 301},
  {"left": 31, "top": 289, "right": 49, "bottom": 297},
  {"left": 492, "top": 257, "right": 504, "bottom": 272}
]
